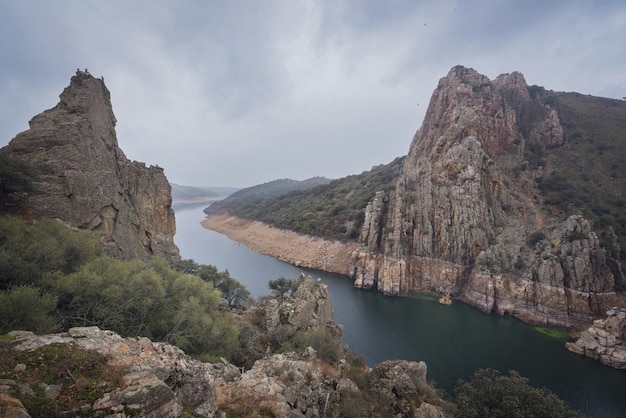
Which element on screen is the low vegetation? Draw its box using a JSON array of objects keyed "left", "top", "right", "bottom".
[
  {"left": 0, "top": 341, "right": 125, "bottom": 417},
  {"left": 529, "top": 90, "right": 626, "bottom": 263},
  {"left": 454, "top": 368, "right": 584, "bottom": 417},
  {"left": 0, "top": 215, "right": 243, "bottom": 360}
]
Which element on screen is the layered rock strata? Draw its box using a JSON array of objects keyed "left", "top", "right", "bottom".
[
  {"left": 2, "top": 70, "right": 179, "bottom": 260},
  {"left": 350, "top": 66, "right": 623, "bottom": 329},
  {"left": 566, "top": 308, "right": 626, "bottom": 369}
]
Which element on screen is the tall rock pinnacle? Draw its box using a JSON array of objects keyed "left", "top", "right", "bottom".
[
  {"left": 351, "top": 66, "right": 621, "bottom": 329},
  {"left": 2, "top": 70, "right": 180, "bottom": 260}
]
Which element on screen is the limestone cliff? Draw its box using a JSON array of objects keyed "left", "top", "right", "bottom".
[
  {"left": 1, "top": 70, "right": 179, "bottom": 260},
  {"left": 351, "top": 66, "right": 623, "bottom": 329}
]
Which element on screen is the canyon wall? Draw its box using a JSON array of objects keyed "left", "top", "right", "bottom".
[{"left": 350, "top": 66, "right": 623, "bottom": 329}]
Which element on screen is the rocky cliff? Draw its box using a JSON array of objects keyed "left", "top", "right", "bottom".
[
  {"left": 351, "top": 66, "right": 624, "bottom": 329},
  {"left": 1, "top": 70, "right": 179, "bottom": 260}
]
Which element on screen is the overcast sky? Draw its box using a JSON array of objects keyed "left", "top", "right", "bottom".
[{"left": 1, "top": 1, "right": 624, "bottom": 188}]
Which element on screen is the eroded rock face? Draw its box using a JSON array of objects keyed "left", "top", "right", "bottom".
[
  {"left": 351, "top": 66, "right": 623, "bottom": 329},
  {"left": 2, "top": 70, "right": 179, "bottom": 260},
  {"left": 264, "top": 274, "right": 344, "bottom": 346},
  {"left": 5, "top": 327, "right": 222, "bottom": 417},
  {"left": 3, "top": 325, "right": 446, "bottom": 418},
  {"left": 567, "top": 308, "right": 626, "bottom": 369}
]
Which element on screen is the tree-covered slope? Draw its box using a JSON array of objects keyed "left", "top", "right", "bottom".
[{"left": 207, "top": 157, "right": 405, "bottom": 241}]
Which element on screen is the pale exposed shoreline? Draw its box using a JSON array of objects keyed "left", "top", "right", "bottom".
[{"left": 200, "top": 213, "right": 359, "bottom": 276}]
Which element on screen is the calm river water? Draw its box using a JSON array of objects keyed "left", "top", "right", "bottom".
[{"left": 174, "top": 204, "right": 626, "bottom": 417}]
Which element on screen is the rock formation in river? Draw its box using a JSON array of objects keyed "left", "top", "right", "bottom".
[
  {"left": 567, "top": 307, "right": 626, "bottom": 369},
  {"left": 351, "top": 66, "right": 624, "bottom": 329},
  {"left": 0, "top": 70, "right": 179, "bottom": 260}
]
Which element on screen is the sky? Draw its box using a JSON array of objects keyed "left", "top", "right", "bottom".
[{"left": 1, "top": 1, "right": 624, "bottom": 188}]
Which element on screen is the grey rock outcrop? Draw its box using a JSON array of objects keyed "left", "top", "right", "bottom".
[
  {"left": 2, "top": 325, "right": 446, "bottom": 417},
  {"left": 5, "top": 326, "right": 221, "bottom": 417},
  {"left": 351, "top": 66, "right": 623, "bottom": 329},
  {"left": 264, "top": 274, "right": 344, "bottom": 347},
  {"left": 1, "top": 70, "right": 179, "bottom": 260},
  {"left": 567, "top": 308, "right": 626, "bottom": 368}
]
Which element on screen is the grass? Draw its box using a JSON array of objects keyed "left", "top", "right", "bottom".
[
  {"left": 533, "top": 327, "right": 571, "bottom": 340},
  {"left": 403, "top": 289, "right": 440, "bottom": 302},
  {"left": 0, "top": 340, "right": 126, "bottom": 417}
]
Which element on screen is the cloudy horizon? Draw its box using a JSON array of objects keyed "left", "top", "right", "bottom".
[{"left": 1, "top": 1, "right": 624, "bottom": 188}]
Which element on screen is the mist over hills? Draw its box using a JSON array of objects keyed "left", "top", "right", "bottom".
[
  {"left": 205, "top": 176, "right": 332, "bottom": 214},
  {"left": 171, "top": 183, "right": 239, "bottom": 203}
]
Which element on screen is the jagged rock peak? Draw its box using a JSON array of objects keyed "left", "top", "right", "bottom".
[
  {"left": 350, "top": 65, "right": 621, "bottom": 330},
  {"left": 2, "top": 69, "right": 180, "bottom": 260}
]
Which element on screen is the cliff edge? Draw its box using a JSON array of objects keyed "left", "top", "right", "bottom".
[
  {"left": 351, "top": 66, "right": 624, "bottom": 329},
  {"left": 1, "top": 70, "right": 179, "bottom": 260}
]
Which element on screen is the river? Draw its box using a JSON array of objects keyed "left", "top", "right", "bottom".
[{"left": 174, "top": 204, "right": 626, "bottom": 417}]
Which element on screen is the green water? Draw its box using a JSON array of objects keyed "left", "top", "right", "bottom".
[{"left": 175, "top": 205, "right": 626, "bottom": 417}]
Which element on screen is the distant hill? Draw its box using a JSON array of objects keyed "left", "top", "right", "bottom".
[
  {"left": 171, "top": 184, "right": 239, "bottom": 204},
  {"left": 205, "top": 160, "right": 404, "bottom": 240},
  {"left": 205, "top": 177, "right": 332, "bottom": 215}
]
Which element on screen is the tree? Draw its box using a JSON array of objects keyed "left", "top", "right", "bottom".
[
  {"left": 268, "top": 277, "right": 295, "bottom": 298},
  {"left": 0, "top": 285, "right": 59, "bottom": 334},
  {"left": 0, "top": 152, "right": 36, "bottom": 212},
  {"left": 454, "top": 368, "right": 583, "bottom": 418},
  {"left": 171, "top": 260, "right": 252, "bottom": 308}
]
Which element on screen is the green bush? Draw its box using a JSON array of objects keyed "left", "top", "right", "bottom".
[
  {"left": 527, "top": 231, "right": 546, "bottom": 246},
  {"left": 455, "top": 368, "right": 583, "bottom": 417},
  {"left": 294, "top": 329, "right": 341, "bottom": 363},
  {"left": 0, "top": 286, "right": 59, "bottom": 334}
]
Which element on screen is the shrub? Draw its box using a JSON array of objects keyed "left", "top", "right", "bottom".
[
  {"left": 527, "top": 231, "right": 546, "bottom": 246},
  {"left": 455, "top": 368, "right": 583, "bottom": 417},
  {"left": 0, "top": 286, "right": 59, "bottom": 334}
]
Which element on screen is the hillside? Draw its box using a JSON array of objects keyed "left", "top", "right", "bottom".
[
  {"left": 535, "top": 91, "right": 626, "bottom": 256},
  {"left": 205, "top": 176, "right": 331, "bottom": 214},
  {"left": 170, "top": 183, "right": 238, "bottom": 204},
  {"left": 207, "top": 158, "right": 404, "bottom": 240}
]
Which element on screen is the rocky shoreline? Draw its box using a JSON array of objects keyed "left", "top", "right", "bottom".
[
  {"left": 201, "top": 213, "right": 626, "bottom": 372},
  {"left": 201, "top": 214, "right": 359, "bottom": 275}
]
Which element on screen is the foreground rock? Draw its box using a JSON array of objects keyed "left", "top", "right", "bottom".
[
  {"left": 1, "top": 276, "right": 447, "bottom": 417},
  {"left": 566, "top": 308, "right": 626, "bottom": 369},
  {"left": 1, "top": 70, "right": 179, "bottom": 261},
  {"left": 1, "top": 326, "right": 223, "bottom": 417}
]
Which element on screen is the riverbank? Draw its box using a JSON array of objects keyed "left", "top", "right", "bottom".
[{"left": 201, "top": 214, "right": 359, "bottom": 275}]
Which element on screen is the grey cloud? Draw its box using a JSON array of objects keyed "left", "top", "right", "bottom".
[{"left": 1, "top": 0, "right": 624, "bottom": 187}]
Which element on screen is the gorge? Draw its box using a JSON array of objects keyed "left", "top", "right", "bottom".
[
  {"left": 204, "top": 66, "right": 626, "bottom": 334},
  {"left": 180, "top": 205, "right": 626, "bottom": 417}
]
